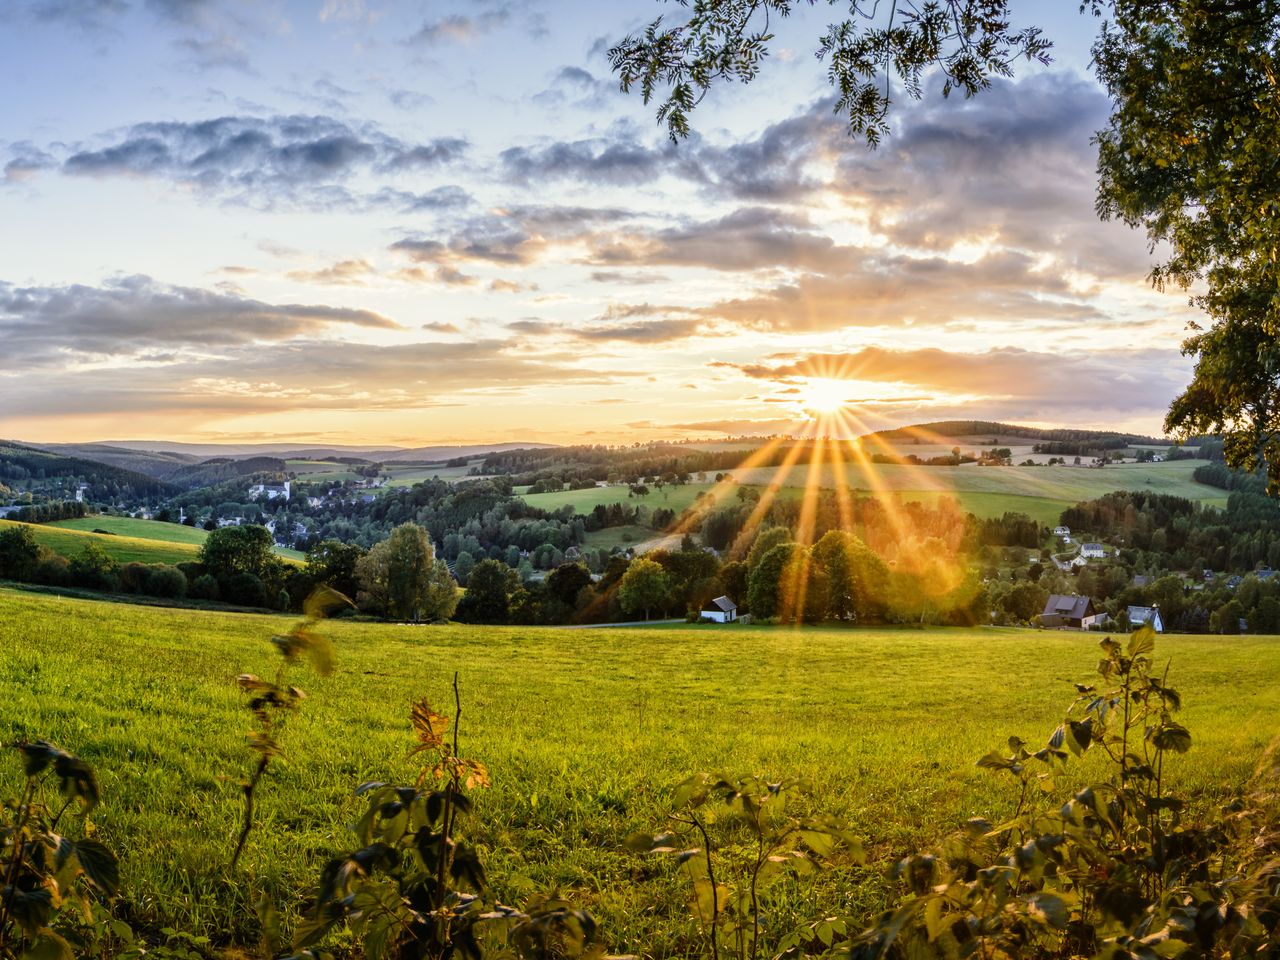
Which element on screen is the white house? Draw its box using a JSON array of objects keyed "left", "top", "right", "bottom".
[
  {"left": 1081, "top": 542, "right": 1107, "bottom": 559},
  {"left": 1053, "top": 525, "right": 1070, "bottom": 537},
  {"left": 1127, "top": 605, "right": 1164, "bottom": 632},
  {"left": 701, "top": 596, "right": 738, "bottom": 623},
  {"left": 248, "top": 480, "right": 291, "bottom": 501}
]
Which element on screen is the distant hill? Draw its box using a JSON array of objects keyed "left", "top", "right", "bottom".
[
  {"left": 165, "top": 457, "right": 289, "bottom": 489},
  {"left": 39, "top": 443, "right": 201, "bottom": 479},
  {"left": 0, "top": 440, "right": 173, "bottom": 497},
  {"left": 861, "top": 421, "right": 1165, "bottom": 446},
  {"left": 47, "top": 440, "right": 559, "bottom": 461}
]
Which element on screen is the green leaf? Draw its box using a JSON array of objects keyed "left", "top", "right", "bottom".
[
  {"left": 1027, "top": 892, "right": 1068, "bottom": 929},
  {"left": 1127, "top": 625, "right": 1156, "bottom": 658},
  {"left": 1151, "top": 723, "right": 1192, "bottom": 754},
  {"left": 21, "top": 931, "right": 74, "bottom": 960},
  {"left": 75, "top": 839, "right": 119, "bottom": 896}
]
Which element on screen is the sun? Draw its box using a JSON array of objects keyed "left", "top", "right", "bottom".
[{"left": 798, "top": 378, "right": 851, "bottom": 415}]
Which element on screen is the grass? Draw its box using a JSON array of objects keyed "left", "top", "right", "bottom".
[
  {"left": 1, "top": 518, "right": 202, "bottom": 564},
  {"left": 728, "top": 458, "right": 1219, "bottom": 502},
  {"left": 527, "top": 484, "right": 1094, "bottom": 534},
  {"left": 285, "top": 460, "right": 364, "bottom": 483},
  {"left": 2, "top": 518, "right": 304, "bottom": 564},
  {"left": 50, "top": 515, "right": 210, "bottom": 545},
  {"left": 1, "top": 586, "right": 1277, "bottom": 956},
  {"left": 384, "top": 461, "right": 491, "bottom": 487}
]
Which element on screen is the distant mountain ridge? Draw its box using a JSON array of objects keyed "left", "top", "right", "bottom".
[
  {"left": 31, "top": 440, "right": 559, "bottom": 461},
  {"left": 860, "top": 420, "right": 1167, "bottom": 445}
]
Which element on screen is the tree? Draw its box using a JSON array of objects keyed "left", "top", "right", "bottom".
[
  {"left": 617, "top": 558, "right": 671, "bottom": 621},
  {"left": 811, "top": 530, "right": 889, "bottom": 623},
  {"left": 455, "top": 559, "right": 519, "bottom": 624},
  {"left": 1092, "top": 2, "right": 1280, "bottom": 489},
  {"left": 0, "top": 525, "right": 39, "bottom": 581},
  {"left": 747, "top": 542, "right": 798, "bottom": 620},
  {"left": 200, "top": 525, "right": 275, "bottom": 583},
  {"left": 546, "top": 562, "right": 592, "bottom": 610},
  {"left": 356, "top": 522, "right": 456, "bottom": 621},
  {"left": 610, "top": 0, "right": 1049, "bottom": 144},
  {"left": 305, "top": 539, "right": 366, "bottom": 600}
]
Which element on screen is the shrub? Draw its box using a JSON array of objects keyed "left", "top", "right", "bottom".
[
  {"left": 189, "top": 573, "right": 220, "bottom": 601},
  {"left": 118, "top": 561, "right": 151, "bottom": 594},
  {"left": 32, "top": 551, "right": 70, "bottom": 586},
  {"left": 146, "top": 565, "right": 188, "bottom": 599},
  {"left": 223, "top": 572, "right": 267, "bottom": 608}
]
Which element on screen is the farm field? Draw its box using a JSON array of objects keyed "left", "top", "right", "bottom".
[
  {"left": 1, "top": 518, "right": 202, "bottom": 564},
  {"left": 2, "top": 586, "right": 1277, "bottom": 955},
  {"left": 524, "top": 478, "right": 1167, "bottom": 529},
  {"left": 285, "top": 459, "right": 365, "bottom": 483},
  {"left": 383, "top": 460, "right": 485, "bottom": 486},
  {"left": 50, "top": 515, "right": 210, "bottom": 545},
  {"left": 727, "top": 458, "right": 1222, "bottom": 508},
  {"left": 5, "top": 518, "right": 305, "bottom": 563}
]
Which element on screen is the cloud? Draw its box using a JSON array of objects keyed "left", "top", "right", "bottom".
[
  {"left": 572, "top": 318, "right": 704, "bottom": 343},
  {"left": 0, "top": 274, "right": 401, "bottom": 368},
  {"left": 703, "top": 250, "right": 1101, "bottom": 331},
  {"left": 0, "top": 336, "right": 642, "bottom": 420},
  {"left": 25, "top": 0, "right": 127, "bottom": 31},
  {"left": 389, "top": 204, "right": 631, "bottom": 268},
  {"left": 723, "top": 346, "right": 1192, "bottom": 421},
  {"left": 586, "top": 206, "right": 849, "bottom": 273},
  {"left": 3, "top": 143, "right": 56, "bottom": 182},
  {"left": 500, "top": 136, "right": 679, "bottom": 187},
  {"left": 286, "top": 259, "right": 377, "bottom": 286},
  {"left": 407, "top": 4, "right": 514, "bottom": 46},
  {"left": 51, "top": 115, "right": 468, "bottom": 208}
]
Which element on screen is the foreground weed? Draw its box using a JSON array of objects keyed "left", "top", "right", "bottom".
[
  {"left": 292, "top": 676, "right": 599, "bottom": 960},
  {"left": 230, "top": 586, "right": 350, "bottom": 870},
  {"left": 0, "top": 740, "right": 117, "bottom": 960},
  {"left": 628, "top": 774, "right": 865, "bottom": 960},
  {"left": 853, "top": 625, "right": 1280, "bottom": 959}
]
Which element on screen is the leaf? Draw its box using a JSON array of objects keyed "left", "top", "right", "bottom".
[
  {"left": 1027, "top": 892, "right": 1068, "bottom": 929},
  {"left": 304, "top": 584, "right": 354, "bottom": 620},
  {"left": 21, "top": 931, "right": 74, "bottom": 960},
  {"left": 408, "top": 699, "right": 450, "bottom": 753},
  {"left": 74, "top": 839, "right": 120, "bottom": 896},
  {"left": 1127, "top": 624, "right": 1156, "bottom": 658},
  {"left": 1068, "top": 718, "right": 1094, "bottom": 756},
  {"left": 1151, "top": 722, "right": 1192, "bottom": 754}
]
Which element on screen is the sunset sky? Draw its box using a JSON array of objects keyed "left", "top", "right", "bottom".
[{"left": 0, "top": 0, "right": 1198, "bottom": 447}]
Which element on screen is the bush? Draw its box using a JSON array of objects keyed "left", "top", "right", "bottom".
[
  {"left": 146, "top": 565, "right": 188, "bottom": 599},
  {"left": 189, "top": 574, "right": 220, "bottom": 601},
  {"left": 118, "top": 561, "right": 151, "bottom": 594},
  {"left": 223, "top": 572, "right": 268, "bottom": 608},
  {"left": 33, "top": 552, "right": 70, "bottom": 586}
]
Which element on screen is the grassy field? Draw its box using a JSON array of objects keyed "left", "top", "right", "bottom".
[
  {"left": 519, "top": 483, "right": 1121, "bottom": 529},
  {"left": 1, "top": 587, "right": 1277, "bottom": 955},
  {"left": 727, "top": 458, "right": 1218, "bottom": 502},
  {"left": 1, "top": 518, "right": 202, "bottom": 564},
  {"left": 51, "top": 515, "right": 211, "bottom": 545},
  {"left": 285, "top": 459, "right": 365, "bottom": 483},
  {"left": 384, "top": 461, "right": 487, "bottom": 486},
  {"left": 4, "top": 518, "right": 304, "bottom": 563}
]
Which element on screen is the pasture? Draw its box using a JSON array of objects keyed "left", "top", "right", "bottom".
[
  {"left": 50, "top": 515, "right": 210, "bottom": 546},
  {"left": 520, "top": 461, "right": 1222, "bottom": 532},
  {"left": 1, "top": 518, "right": 202, "bottom": 565},
  {"left": 4, "top": 518, "right": 305, "bottom": 563},
  {"left": 1, "top": 586, "right": 1277, "bottom": 955}
]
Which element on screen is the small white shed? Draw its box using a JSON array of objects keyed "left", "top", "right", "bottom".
[{"left": 701, "top": 596, "right": 738, "bottom": 623}]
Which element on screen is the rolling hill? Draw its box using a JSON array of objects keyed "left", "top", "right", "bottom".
[{"left": 0, "top": 440, "right": 174, "bottom": 497}]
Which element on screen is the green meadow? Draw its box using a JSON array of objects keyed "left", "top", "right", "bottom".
[
  {"left": 521, "top": 459, "right": 1228, "bottom": 536},
  {"left": 50, "top": 515, "right": 211, "bottom": 546},
  {"left": 2, "top": 586, "right": 1277, "bottom": 955},
  {"left": 1, "top": 518, "right": 203, "bottom": 565},
  {"left": 3, "top": 518, "right": 304, "bottom": 564}
]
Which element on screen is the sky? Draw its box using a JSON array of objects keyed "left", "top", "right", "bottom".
[{"left": 0, "top": 0, "right": 1199, "bottom": 447}]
